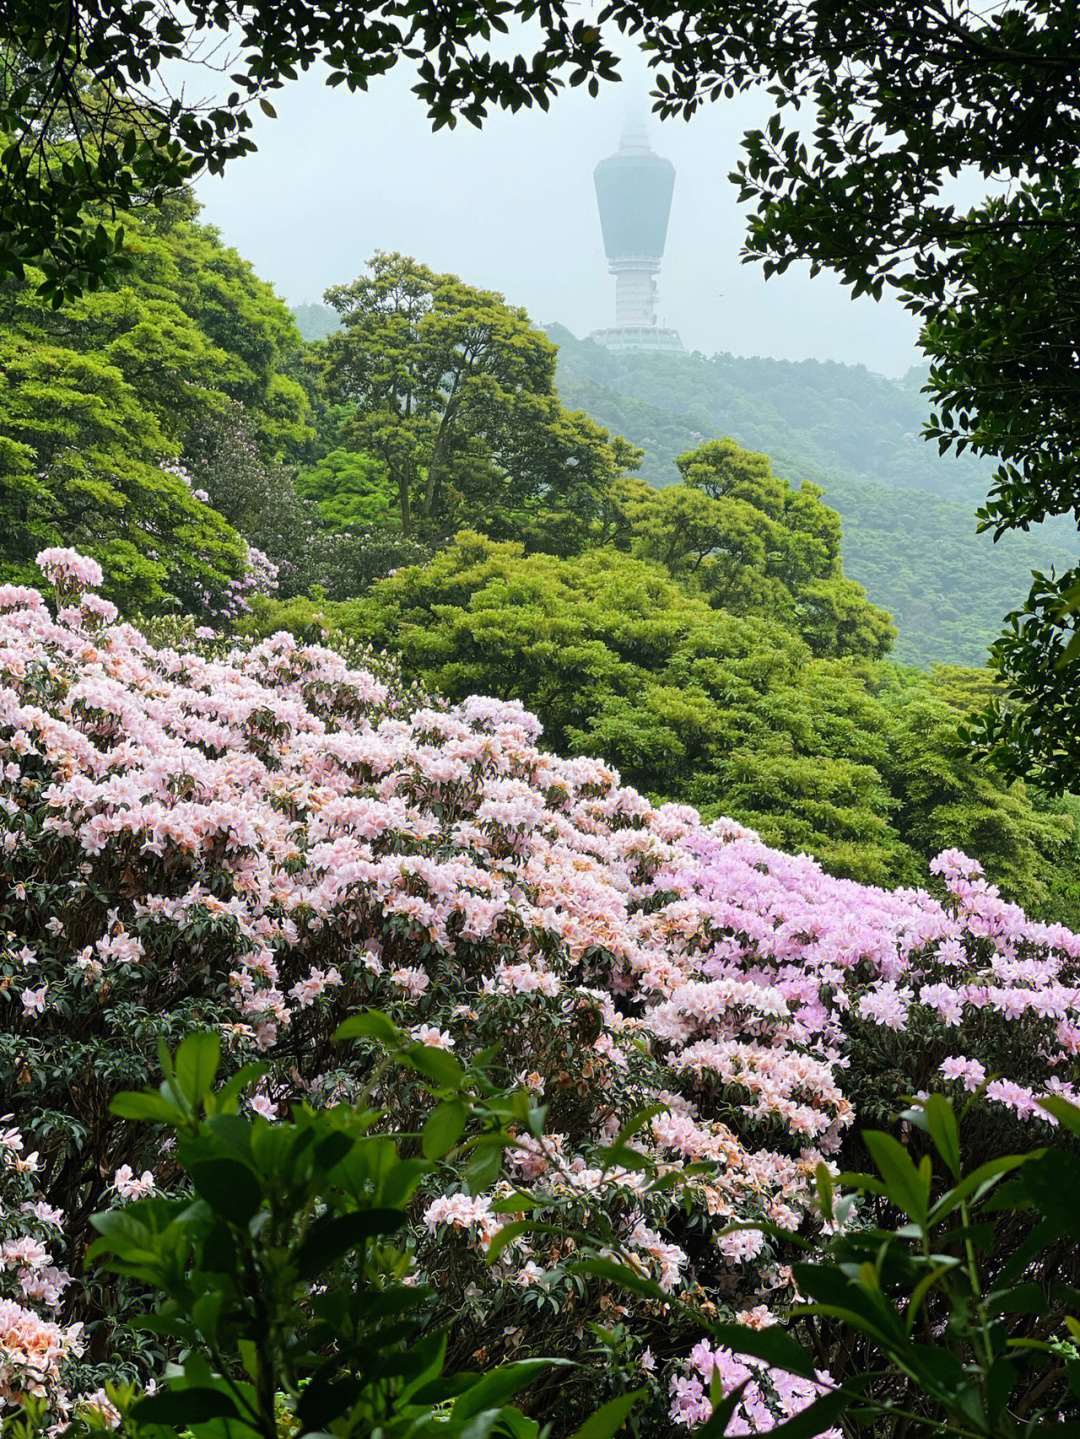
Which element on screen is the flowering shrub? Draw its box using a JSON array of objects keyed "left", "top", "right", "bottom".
[{"left": 3, "top": 550, "right": 1080, "bottom": 1431}]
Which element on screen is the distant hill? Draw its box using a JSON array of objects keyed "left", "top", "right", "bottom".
[
  {"left": 549, "top": 326, "right": 1078, "bottom": 668},
  {"left": 292, "top": 302, "right": 339, "bottom": 342}
]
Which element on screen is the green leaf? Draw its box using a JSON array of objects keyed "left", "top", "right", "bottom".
[
  {"left": 985, "top": 1282, "right": 1048, "bottom": 1317},
  {"left": 568, "top": 1257, "right": 665, "bottom": 1300},
  {"left": 450, "top": 1360, "right": 555, "bottom": 1422},
  {"left": 928, "top": 1152, "right": 1030, "bottom": 1224},
  {"left": 862, "top": 1130, "right": 930, "bottom": 1223},
  {"left": 206, "top": 1063, "right": 269, "bottom": 1116},
  {"left": 187, "top": 1158, "right": 263, "bottom": 1225},
  {"left": 109, "top": 1090, "right": 186, "bottom": 1124},
  {"left": 701, "top": 1322, "right": 818, "bottom": 1380},
  {"left": 294, "top": 1208, "right": 407, "bottom": 1279},
  {"left": 133, "top": 1387, "right": 242, "bottom": 1426},
  {"left": 815, "top": 1163, "right": 834, "bottom": 1220},
  {"left": 1022, "top": 1151, "right": 1080, "bottom": 1236},
  {"left": 175, "top": 1032, "right": 221, "bottom": 1107},
  {"left": 465, "top": 1138, "right": 504, "bottom": 1192},
  {"left": 565, "top": 1387, "right": 646, "bottom": 1439},
  {"left": 334, "top": 1009, "right": 402, "bottom": 1045},
  {"left": 404, "top": 1042, "right": 464, "bottom": 1089},
  {"left": 422, "top": 1099, "right": 467, "bottom": 1159},
  {"left": 921, "top": 1094, "right": 961, "bottom": 1178}
]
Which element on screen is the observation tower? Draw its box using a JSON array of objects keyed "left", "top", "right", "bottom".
[{"left": 590, "top": 116, "right": 684, "bottom": 355}]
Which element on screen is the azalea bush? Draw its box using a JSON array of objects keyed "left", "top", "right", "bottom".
[{"left": 4, "top": 549, "right": 1080, "bottom": 1433}]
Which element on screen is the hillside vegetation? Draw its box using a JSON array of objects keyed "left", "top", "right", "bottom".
[{"left": 547, "top": 327, "right": 1079, "bottom": 668}]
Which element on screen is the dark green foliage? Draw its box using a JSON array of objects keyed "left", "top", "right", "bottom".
[
  {"left": 51, "top": 1024, "right": 619, "bottom": 1439},
  {"left": 718, "top": 1093, "right": 1080, "bottom": 1439},
  {"left": 921, "top": 177, "right": 1080, "bottom": 790},
  {"left": 963, "top": 571, "right": 1080, "bottom": 797},
  {"left": 0, "top": 321, "right": 249, "bottom": 614},
  {"left": 548, "top": 327, "right": 993, "bottom": 499}
]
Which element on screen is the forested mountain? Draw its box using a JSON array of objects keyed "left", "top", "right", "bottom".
[{"left": 549, "top": 326, "right": 1079, "bottom": 668}]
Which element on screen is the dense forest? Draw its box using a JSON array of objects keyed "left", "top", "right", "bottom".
[
  {"left": 549, "top": 328, "right": 1080, "bottom": 669},
  {"left": 294, "top": 303, "right": 1076, "bottom": 668}
]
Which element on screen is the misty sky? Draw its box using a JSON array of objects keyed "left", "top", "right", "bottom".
[{"left": 195, "top": 48, "right": 925, "bottom": 377}]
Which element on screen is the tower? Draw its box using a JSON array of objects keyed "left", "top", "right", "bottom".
[{"left": 590, "top": 116, "right": 684, "bottom": 355}]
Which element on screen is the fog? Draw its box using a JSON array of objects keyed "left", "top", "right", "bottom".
[{"left": 195, "top": 47, "right": 924, "bottom": 377}]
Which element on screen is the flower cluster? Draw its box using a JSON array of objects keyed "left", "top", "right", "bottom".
[
  {"left": 3, "top": 550, "right": 1080, "bottom": 1426},
  {"left": 670, "top": 1340, "right": 839, "bottom": 1434}
]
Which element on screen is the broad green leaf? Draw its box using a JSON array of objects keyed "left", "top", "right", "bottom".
[
  {"left": 187, "top": 1158, "right": 263, "bottom": 1226},
  {"left": 985, "top": 1282, "right": 1048, "bottom": 1317},
  {"left": 465, "top": 1137, "right": 504, "bottom": 1192},
  {"left": 450, "top": 1360, "right": 555, "bottom": 1423},
  {"left": 175, "top": 1032, "right": 221, "bottom": 1108},
  {"left": 928, "top": 1152, "right": 1030, "bottom": 1225},
  {"left": 404, "top": 1042, "right": 464, "bottom": 1089},
  {"left": 294, "top": 1208, "right": 407, "bottom": 1279},
  {"left": 133, "top": 1387, "right": 242, "bottom": 1426},
  {"left": 815, "top": 1163, "right": 834, "bottom": 1221},
  {"left": 565, "top": 1387, "right": 646, "bottom": 1439},
  {"left": 109, "top": 1090, "right": 186, "bottom": 1124},
  {"left": 422, "top": 1099, "right": 467, "bottom": 1159},
  {"left": 1038, "top": 1096, "right": 1080, "bottom": 1136},
  {"left": 206, "top": 1063, "right": 269, "bottom": 1116},
  {"left": 334, "top": 1010, "right": 402, "bottom": 1045},
  {"left": 922, "top": 1094, "right": 961, "bottom": 1177},
  {"left": 863, "top": 1130, "right": 930, "bottom": 1223}
]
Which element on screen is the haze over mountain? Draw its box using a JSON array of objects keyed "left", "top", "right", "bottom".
[{"left": 196, "top": 51, "right": 924, "bottom": 377}]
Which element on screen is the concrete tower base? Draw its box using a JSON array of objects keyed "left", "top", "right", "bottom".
[{"left": 589, "top": 325, "right": 686, "bottom": 356}]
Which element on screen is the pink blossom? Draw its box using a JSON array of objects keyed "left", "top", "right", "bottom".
[{"left": 112, "top": 1166, "right": 155, "bottom": 1200}]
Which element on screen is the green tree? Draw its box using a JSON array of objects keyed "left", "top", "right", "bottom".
[
  {"left": 0, "top": 333, "right": 247, "bottom": 611},
  {"left": 550, "top": 329, "right": 1079, "bottom": 670},
  {"left": 881, "top": 665, "right": 1075, "bottom": 916},
  {"left": 0, "top": 192, "right": 314, "bottom": 614},
  {"left": 629, "top": 1, "right": 1080, "bottom": 786},
  {"left": 628, "top": 437, "right": 895, "bottom": 658},
  {"left": 323, "top": 253, "right": 630, "bottom": 545},
  {"left": 295, "top": 449, "right": 396, "bottom": 531}
]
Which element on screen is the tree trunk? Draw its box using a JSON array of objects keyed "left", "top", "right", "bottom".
[{"left": 395, "top": 467, "right": 412, "bottom": 535}]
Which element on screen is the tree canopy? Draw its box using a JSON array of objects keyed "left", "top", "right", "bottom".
[
  {"left": 625, "top": 437, "right": 895, "bottom": 659},
  {"left": 0, "top": 191, "right": 310, "bottom": 612},
  {"left": 322, "top": 252, "right": 635, "bottom": 548}
]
